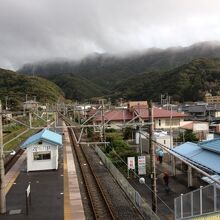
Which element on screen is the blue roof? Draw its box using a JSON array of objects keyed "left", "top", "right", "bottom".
[
  {"left": 21, "top": 129, "right": 62, "bottom": 149},
  {"left": 173, "top": 141, "right": 220, "bottom": 174},
  {"left": 199, "top": 138, "right": 220, "bottom": 154}
]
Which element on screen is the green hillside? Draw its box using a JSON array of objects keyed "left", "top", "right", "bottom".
[
  {"left": 0, "top": 68, "right": 64, "bottom": 109},
  {"left": 47, "top": 74, "right": 108, "bottom": 101},
  {"left": 18, "top": 42, "right": 220, "bottom": 102},
  {"left": 113, "top": 58, "right": 220, "bottom": 102}
]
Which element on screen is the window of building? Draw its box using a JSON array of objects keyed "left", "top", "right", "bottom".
[
  {"left": 165, "top": 119, "right": 180, "bottom": 126},
  {"left": 159, "top": 119, "right": 161, "bottom": 126},
  {"left": 164, "top": 140, "right": 166, "bottom": 144},
  {"left": 33, "top": 151, "right": 51, "bottom": 160}
]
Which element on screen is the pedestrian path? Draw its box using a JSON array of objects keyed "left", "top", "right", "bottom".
[{"left": 129, "top": 153, "right": 196, "bottom": 220}]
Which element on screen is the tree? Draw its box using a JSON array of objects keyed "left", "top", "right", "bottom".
[
  {"left": 179, "top": 130, "right": 199, "bottom": 142},
  {"left": 123, "top": 127, "right": 133, "bottom": 140}
]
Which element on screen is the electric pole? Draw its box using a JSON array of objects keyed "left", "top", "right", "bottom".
[
  {"left": 0, "top": 100, "right": 6, "bottom": 213},
  {"left": 5, "top": 96, "right": 8, "bottom": 111},
  {"left": 148, "top": 101, "right": 157, "bottom": 213},
  {"left": 101, "top": 99, "right": 105, "bottom": 143}
]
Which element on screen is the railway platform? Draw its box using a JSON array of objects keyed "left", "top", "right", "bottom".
[{"left": 1, "top": 123, "right": 85, "bottom": 220}]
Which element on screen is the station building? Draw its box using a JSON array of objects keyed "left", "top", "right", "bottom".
[{"left": 21, "top": 129, "right": 62, "bottom": 172}]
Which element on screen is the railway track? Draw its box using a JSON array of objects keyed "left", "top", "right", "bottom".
[
  {"left": 60, "top": 113, "right": 144, "bottom": 220},
  {"left": 67, "top": 123, "right": 115, "bottom": 220},
  {"left": 4, "top": 148, "right": 24, "bottom": 173}
]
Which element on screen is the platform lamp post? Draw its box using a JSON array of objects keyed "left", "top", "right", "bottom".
[{"left": 0, "top": 100, "right": 6, "bottom": 213}]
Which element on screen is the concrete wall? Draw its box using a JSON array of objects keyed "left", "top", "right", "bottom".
[
  {"left": 193, "top": 123, "right": 209, "bottom": 132},
  {"left": 136, "top": 132, "right": 173, "bottom": 153},
  {"left": 154, "top": 118, "right": 184, "bottom": 130}
]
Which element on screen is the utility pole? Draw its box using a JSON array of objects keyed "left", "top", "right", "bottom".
[
  {"left": 46, "top": 103, "right": 49, "bottom": 128},
  {"left": 169, "top": 99, "right": 176, "bottom": 176},
  {"left": 101, "top": 99, "right": 105, "bottom": 143},
  {"left": 5, "top": 96, "right": 8, "bottom": 111},
  {"left": 108, "top": 98, "right": 111, "bottom": 110},
  {"left": 148, "top": 101, "right": 157, "bottom": 213},
  {"left": 0, "top": 100, "right": 6, "bottom": 213}
]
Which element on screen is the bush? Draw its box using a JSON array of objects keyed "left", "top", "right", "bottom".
[
  {"left": 104, "top": 132, "right": 138, "bottom": 172},
  {"left": 123, "top": 127, "right": 133, "bottom": 140},
  {"left": 105, "top": 128, "right": 116, "bottom": 133},
  {"left": 179, "top": 130, "right": 199, "bottom": 142}
]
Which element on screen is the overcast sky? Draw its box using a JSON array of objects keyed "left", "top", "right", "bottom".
[{"left": 1, "top": 0, "right": 220, "bottom": 70}]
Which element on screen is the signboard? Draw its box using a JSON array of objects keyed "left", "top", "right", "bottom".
[
  {"left": 26, "top": 184, "right": 31, "bottom": 215},
  {"left": 127, "top": 157, "right": 135, "bottom": 170},
  {"left": 26, "top": 184, "right": 31, "bottom": 197},
  {"left": 32, "top": 145, "right": 51, "bottom": 152},
  {"left": 138, "top": 156, "right": 146, "bottom": 175}
]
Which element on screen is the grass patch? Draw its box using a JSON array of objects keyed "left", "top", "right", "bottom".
[{"left": 3, "top": 117, "right": 47, "bottom": 152}]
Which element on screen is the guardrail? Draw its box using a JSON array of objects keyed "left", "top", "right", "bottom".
[{"left": 174, "top": 183, "right": 220, "bottom": 219}]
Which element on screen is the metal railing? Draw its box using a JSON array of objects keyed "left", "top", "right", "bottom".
[
  {"left": 174, "top": 183, "right": 220, "bottom": 219},
  {"left": 95, "top": 146, "right": 160, "bottom": 220}
]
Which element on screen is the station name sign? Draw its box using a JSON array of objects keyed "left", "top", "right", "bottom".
[{"left": 32, "top": 145, "right": 51, "bottom": 152}]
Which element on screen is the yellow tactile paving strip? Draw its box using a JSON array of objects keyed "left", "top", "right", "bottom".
[
  {"left": 63, "top": 123, "right": 85, "bottom": 220},
  {"left": 64, "top": 141, "right": 74, "bottom": 220}
]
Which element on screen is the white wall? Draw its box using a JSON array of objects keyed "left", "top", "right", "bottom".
[
  {"left": 27, "top": 141, "right": 58, "bottom": 172},
  {"left": 135, "top": 131, "right": 173, "bottom": 153},
  {"left": 154, "top": 135, "right": 173, "bottom": 149},
  {"left": 215, "top": 111, "right": 220, "bottom": 117},
  {"left": 193, "top": 123, "right": 209, "bottom": 132},
  {"left": 154, "top": 118, "right": 184, "bottom": 130}
]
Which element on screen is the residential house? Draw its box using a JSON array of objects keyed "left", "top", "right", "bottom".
[
  {"left": 92, "top": 102, "right": 187, "bottom": 130},
  {"left": 23, "top": 100, "right": 39, "bottom": 111}
]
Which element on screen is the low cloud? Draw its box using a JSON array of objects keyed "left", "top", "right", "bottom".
[{"left": 1, "top": 0, "right": 220, "bottom": 70}]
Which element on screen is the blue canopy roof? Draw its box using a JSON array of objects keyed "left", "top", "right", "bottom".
[
  {"left": 173, "top": 141, "right": 220, "bottom": 174},
  {"left": 21, "top": 129, "right": 62, "bottom": 149},
  {"left": 199, "top": 138, "right": 220, "bottom": 154}
]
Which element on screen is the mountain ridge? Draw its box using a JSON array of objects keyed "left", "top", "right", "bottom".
[
  {"left": 17, "top": 41, "right": 220, "bottom": 102},
  {"left": 112, "top": 58, "right": 220, "bottom": 102},
  {"left": 19, "top": 41, "right": 220, "bottom": 89},
  {"left": 0, "top": 68, "right": 64, "bottom": 109}
]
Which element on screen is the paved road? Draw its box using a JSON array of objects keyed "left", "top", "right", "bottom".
[{"left": 128, "top": 154, "right": 206, "bottom": 220}]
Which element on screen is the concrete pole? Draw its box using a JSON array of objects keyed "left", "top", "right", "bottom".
[
  {"left": 29, "top": 112, "right": 32, "bottom": 128},
  {"left": 170, "top": 104, "right": 176, "bottom": 176},
  {"left": 46, "top": 103, "right": 49, "bottom": 128},
  {"left": 149, "top": 101, "right": 157, "bottom": 213},
  {"left": 5, "top": 96, "right": 8, "bottom": 111},
  {"left": 101, "top": 99, "right": 105, "bottom": 143},
  {"left": 0, "top": 101, "right": 6, "bottom": 213},
  {"left": 139, "top": 127, "right": 142, "bottom": 154},
  {"left": 187, "top": 166, "right": 193, "bottom": 187}
]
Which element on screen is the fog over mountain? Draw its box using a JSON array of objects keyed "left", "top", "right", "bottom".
[
  {"left": 19, "top": 41, "right": 220, "bottom": 86},
  {"left": 18, "top": 41, "right": 220, "bottom": 101},
  {"left": 1, "top": 0, "right": 220, "bottom": 69}
]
